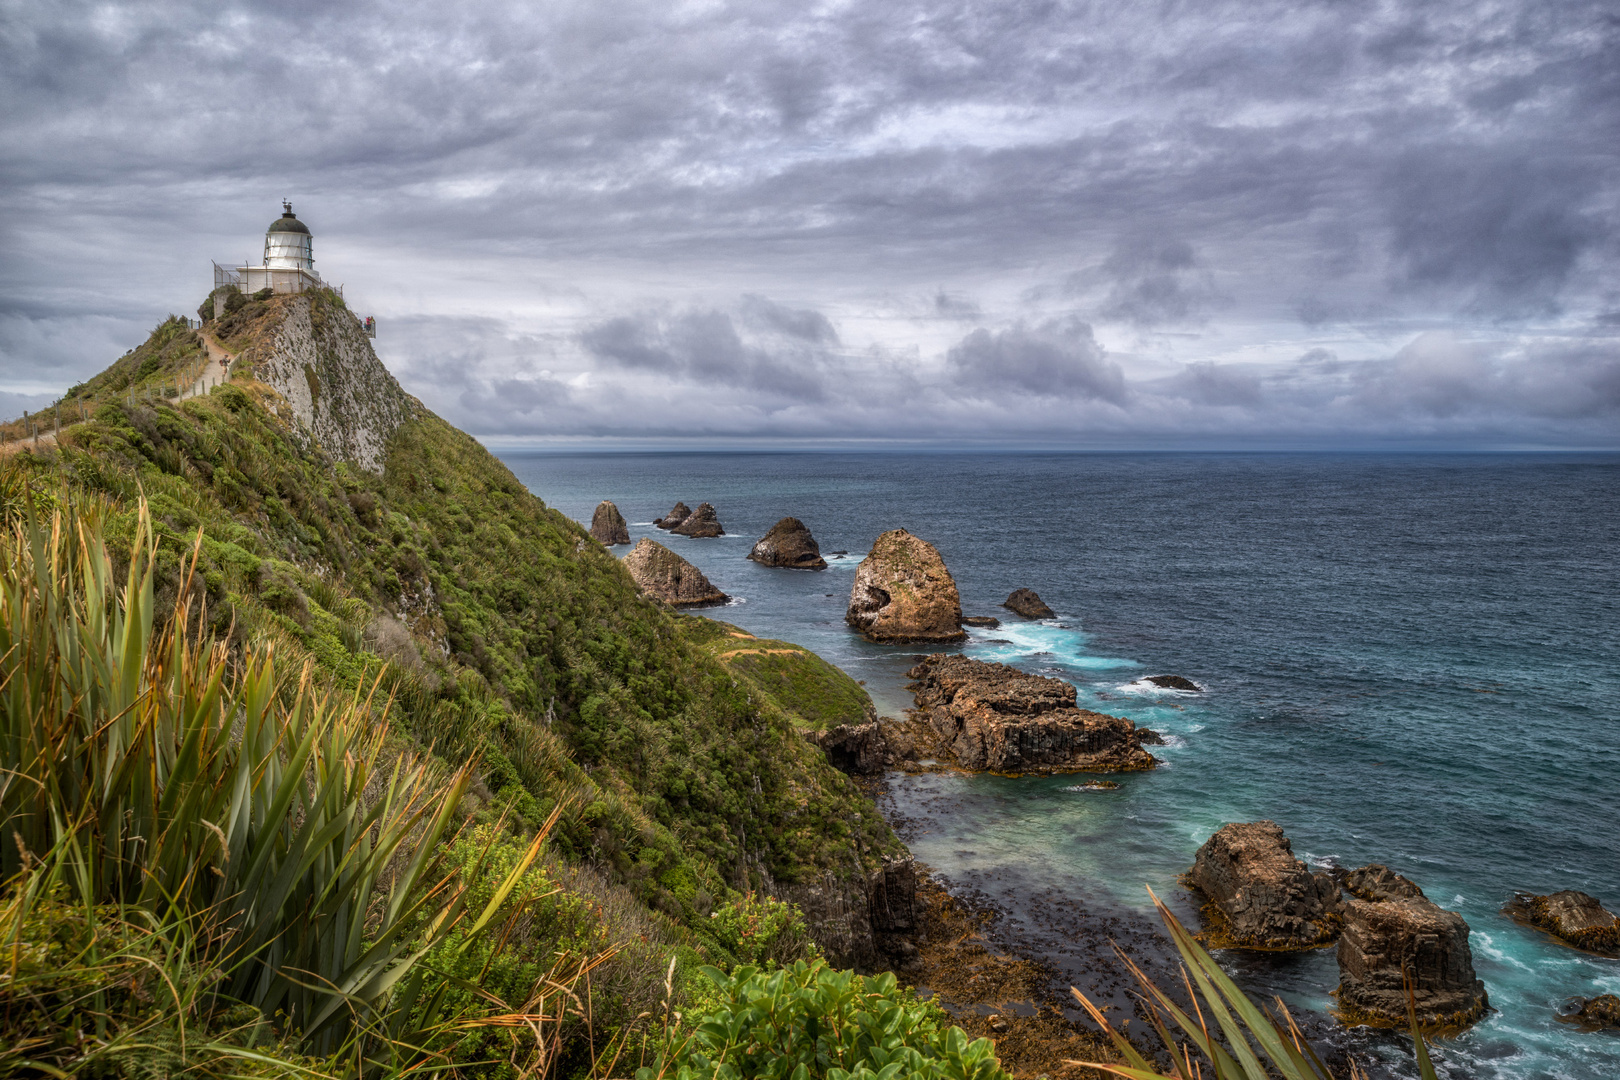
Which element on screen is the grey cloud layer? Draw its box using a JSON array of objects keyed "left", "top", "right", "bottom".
[{"left": 3, "top": 0, "right": 1617, "bottom": 444}]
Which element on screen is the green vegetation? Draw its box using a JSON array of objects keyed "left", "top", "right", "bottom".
[{"left": 688, "top": 620, "right": 876, "bottom": 732}]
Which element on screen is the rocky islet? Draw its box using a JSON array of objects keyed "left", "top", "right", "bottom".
[
  {"left": 748, "top": 516, "right": 827, "bottom": 569},
  {"left": 1003, "top": 587, "right": 1055, "bottom": 619},
  {"left": 845, "top": 528, "right": 965, "bottom": 642},
  {"left": 671, "top": 501, "right": 725, "bottom": 537},
  {"left": 653, "top": 501, "right": 690, "bottom": 529},
  {"left": 589, "top": 499, "right": 630, "bottom": 545},
  {"left": 621, "top": 537, "right": 728, "bottom": 606},
  {"left": 1186, "top": 820, "right": 1345, "bottom": 950},
  {"left": 1504, "top": 890, "right": 1620, "bottom": 956}
]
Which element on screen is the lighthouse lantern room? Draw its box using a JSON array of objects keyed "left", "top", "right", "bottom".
[{"left": 221, "top": 202, "right": 324, "bottom": 295}]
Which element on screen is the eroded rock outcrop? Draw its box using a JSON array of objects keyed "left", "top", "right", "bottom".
[
  {"left": 749, "top": 517, "right": 826, "bottom": 569},
  {"left": 1335, "top": 864, "right": 1488, "bottom": 1028},
  {"left": 1561, "top": 994, "right": 1620, "bottom": 1030},
  {"left": 671, "top": 501, "right": 724, "bottom": 538},
  {"left": 846, "top": 529, "right": 964, "bottom": 642},
  {"left": 654, "top": 502, "right": 691, "bottom": 529},
  {"left": 1504, "top": 890, "right": 1620, "bottom": 956},
  {"left": 903, "top": 654, "right": 1156, "bottom": 774},
  {"left": 622, "top": 538, "right": 727, "bottom": 606},
  {"left": 1003, "top": 588, "right": 1055, "bottom": 619},
  {"left": 808, "top": 721, "right": 892, "bottom": 776},
  {"left": 1146, "top": 674, "right": 1201, "bottom": 692},
  {"left": 589, "top": 500, "right": 631, "bottom": 545},
  {"left": 1186, "top": 821, "right": 1343, "bottom": 950}
]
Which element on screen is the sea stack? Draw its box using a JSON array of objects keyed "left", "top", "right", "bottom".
[
  {"left": 1186, "top": 821, "right": 1344, "bottom": 950},
  {"left": 748, "top": 517, "right": 827, "bottom": 570},
  {"left": 1003, "top": 588, "right": 1055, "bottom": 619},
  {"left": 1504, "top": 891, "right": 1620, "bottom": 956},
  {"left": 1335, "top": 865, "right": 1489, "bottom": 1028},
  {"left": 589, "top": 500, "right": 631, "bottom": 545},
  {"left": 845, "top": 529, "right": 964, "bottom": 642},
  {"left": 904, "top": 655, "right": 1157, "bottom": 774},
  {"left": 671, "top": 502, "right": 724, "bottom": 538},
  {"left": 622, "top": 538, "right": 728, "bottom": 606},
  {"left": 654, "top": 502, "right": 691, "bottom": 529}
]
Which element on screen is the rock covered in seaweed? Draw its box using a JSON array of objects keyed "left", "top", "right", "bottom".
[
  {"left": 1186, "top": 821, "right": 1344, "bottom": 950},
  {"left": 845, "top": 529, "right": 964, "bottom": 642},
  {"left": 748, "top": 517, "right": 826, "bottom": 569},
  {"left": 1504, "top": 890, "right": 1620, "bottom": 956},
  {"left": 621, "top": 538, "right": 728, "bottom": 606},
  {"left": 903, "top": 654, "right": 1156, "bottom": 774},
  {"left": 1560, "top": 994, "right": 1620, "bottom": 1030},
  {"left": 671, "top": 501, "right": 724, "bottom": 537},
  {"left": 654, "top": 502, "right": 691, "bottom": 529},
  {"left": 1003, "top": 588, "right": 1055, "bottom": 619},
  {"left": 589, "top": 500, "right": 631, "bottom": 545},
  {"left": 1335, "top": 864, "right": 1488, "bottom": 1028}
]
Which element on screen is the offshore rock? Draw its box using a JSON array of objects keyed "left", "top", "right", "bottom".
[
  {"left": 1504, "top": 891, "right": 1620, "bottom": 956},
  {"left": 589, "top": 500, "right": 631, "bottom": 545},
  {"left": 1187, "top": 821, "right": 1344, "bottom": 950},
  {"left": 1003, "top": 588, "right": 1055, "bottom": 619},
  {"left": 654, "top": 501, "right": 691, "bottom": 529},
  {"left": 622, "top": 538, "right": 728, "bottom": 606},
  {"left": 1336, "top": 865, "right": 1489, "bottom": 1028},
  {"left": 749, "top": 517, "right": 827, "bottom": 569},
  {"left": 1147, "top": 674, "right": 1201, "bottom": 691},
  {"left": 961, "top": 615, "right": 1001, "bottom": 628},
  {"left": 846, "top": 529, "right": 964, "bottom": 642},
  {"left": 808, "top": 721, "right": 892, "bottom": 776},
  {"left": 671, "top": 501, "right": 725, "bottom": 538},
  {"left": 1560, "top": 994, "right": 1620, "bottom": 1030},
  {"left": 903, "top": 654, "right": 1156, "bottom": 774}
]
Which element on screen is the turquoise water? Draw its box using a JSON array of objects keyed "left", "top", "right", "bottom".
[{"left": 497, "top": 451, "right": 1620, "bottom": 1078}]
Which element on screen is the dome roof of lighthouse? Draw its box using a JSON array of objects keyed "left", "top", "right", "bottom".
[{"left": 267, "top": 202, "right": 310, "bottom": 235}]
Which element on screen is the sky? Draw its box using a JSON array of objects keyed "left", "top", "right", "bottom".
[{"left": 3, "top": 0, "right": 1618, "bottom": 448}]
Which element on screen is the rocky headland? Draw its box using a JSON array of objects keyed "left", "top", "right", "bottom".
[
  {"left": 1504, "top": 890, "right": 1620, "bottom": 956},
  {"left": 671, "top": 501, "right": 725, "bottom": 537},
  {"left": 653, "top": 501, "right": 690, "bottom": 529},
  {"left": 622, "top": 537, "right": 728, "bottom": 606},
  {"left": 1003, "top": 587, "right": 1055, "bottom": 619},
  {"left": 845, "top": 528, "right": 965, "bottom": 642},
  {"left": 1335, "top": 864, "right": 1489, "bottom": 1028},
  {"left": 1185, "top": 820, "right": 1344, "bottom": 950},
  {"left": 748, "top": 517, "right": 827, "bottom": 569},
  {"left": 899, "top": 655, "right": 1157, "bottom": 775},
  {"left": 589, "top": 500, "right": 631, "bottom": 545}
]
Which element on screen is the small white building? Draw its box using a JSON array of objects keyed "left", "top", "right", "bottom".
[{"left": 217, "top": 202, "right": 324, "bottom": 294}]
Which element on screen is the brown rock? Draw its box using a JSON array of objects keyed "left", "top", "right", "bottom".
[
  {"left": 961, "top": 615, "right": 1001, "bottom": 628},
  {"left": 904, "top": 654, "right": 1156, "bottom": 774},
  {"left": 654, "top": 501, "right": 691, "bottom": 529},
  {"left": 1186, "top": 821, "right": 1344, "bottom": 950},
  {"left": 1504, "top": 890, "right": 1620, "bottom": 956},
  {"left": 748, "top": 517, "right": 826, "bottom": 569},
  {"left": 1561, "top": 994, "right": 1620, "bottom": 1030},
  {"left": 1003, "top": 588, "right": 1055, "bottom": 619},
  {"left": 671, "top": 501, "right": 724, "bottom": 537},
  {"left": 1336, "top": 864, "right": 1488, "bottom": 1028},
  {"left": 808, "top": 721, "right": 891, "bottom": 775},
  {"left": 846, "top": 529, "right": 964, "bottom": 642},
  {"left": 622, "top": 538, "right": 728, "bottom": 606},
  {"left": 589, "top": 500, "right": 630, "bottom": 545}
]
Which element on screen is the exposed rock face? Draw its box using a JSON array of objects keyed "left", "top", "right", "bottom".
[
  {"left": 671, "top": 501, "right": 724, "bottom": 537},
  {"left": 904, "top": 655, "right": 1156, "bottom": 774},
  {"left": 1003, "top": 588, "right": 1055, "bottom": 619},
  {"left": 808, "top": 721, "right": 892, "bottom": 775},
  {"left": 621, "top": 538, "right": 727, "bottom": 606},
  {"left": 869, "top": 858, "right": 920, "bottom": 967},
  {"left": 846, "top": 529, "right": 964, "bottom": 642},
  {"left": 654, "top": 502, "right": 690, "bottom": 529},
  {"left": 772, "top": 859, "right": 919, "bottom": 972},
  {"left": 748, "top": 517, "right": 827, "bottom": 569},
  {"left": 1147, "top": 674, "right": 1201, "bottom": 692},
  {"left": 589, "top": 500, "right": 631, "bottom": 545},
  {"left": 1504, "top": 891, "right": 1620, "bottom": 956},
  {"left": 1336, "top": 864, "right": 1488, "bottom": 1028},
  {"left": 1187, "top": 821, "right": 1344, "bottom": 950},
  {"left": 1561, "top": 994, "right": 1620, "bottom": 1030},
  {"left": 244, "top": 294, "right": 413, "bottom": 473},
  {"left": 961, "top": 615, "right": 1001, "bottom": 628}
]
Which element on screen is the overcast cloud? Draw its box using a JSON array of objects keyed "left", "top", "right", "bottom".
[{"left": 3, "top": 0, "right": 1617, "bottom": 446}]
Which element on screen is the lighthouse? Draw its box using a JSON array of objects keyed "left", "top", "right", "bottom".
[{"left": 225, "top": 202, "right": 324, "bottom": 295}]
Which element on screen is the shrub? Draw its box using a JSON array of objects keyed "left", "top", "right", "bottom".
[
  {"left": 639, "top": 961, "right": 1008, "bottom": 1080},
  {"left": 706, "top": 893, "right": 816, "bottom": 969}
]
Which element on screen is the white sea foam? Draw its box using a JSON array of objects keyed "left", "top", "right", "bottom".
[
  {"left": 724, "top": 596, "right": 749, "bottom": 606},
  {"left": 1117, "top": 677, "right": 1201, "bottom": 695}
]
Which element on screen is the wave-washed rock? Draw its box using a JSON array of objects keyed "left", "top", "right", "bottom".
[
  {"left": 1335, "top": 864, "right": 1489, "bottom": 1028},
  {"left": 748, "top": 517, "right": 826, "bottom": 569},
  {"left": 1559, "top": 994, "right": 1620, "bottom": 1031},
  {"left": 1146, "top": 674, "right": 1201, "bottom": 691},
  {"left": 1003, "top": 587, "right": 1055, "bottom": 619},
  {"left": 671, "top": 501, "right": 724, "bottom": 538},
  {"left": 901, "top": 654, "right": 1156, "bottom": 774},
  {"left": 653, "top": 501, "right": 690, "bottom": 529},
  {"left": 589, "top": 500, "right": 631, "bottom": 545},
  {"left": 1186, "top": 821, "right": 1344, "bottom": 950},
  {"left": 846, "top": 529, "right": 964, "bottom": 642},
  {"left": 1504, "top": 890, "right": 1620, "bottom": 956},
  {"left": 807, "top": 721, "right": 892, "bottom": 776},
  {"left": 622, "top": 538, "right": 728, "bottom": 606}
]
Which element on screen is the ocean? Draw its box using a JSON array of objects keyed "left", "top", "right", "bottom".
[{"left": 496, "top": 450, "right": 1620, "bottom": 1079}]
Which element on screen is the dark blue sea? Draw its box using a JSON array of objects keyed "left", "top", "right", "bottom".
[{"left": 497, "top": 450, "right": 1620, "bottom": 1079}]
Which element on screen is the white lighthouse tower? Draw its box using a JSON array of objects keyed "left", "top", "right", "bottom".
[{"left": 227, "top": 202, "right": 323, "bottom": 295}]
